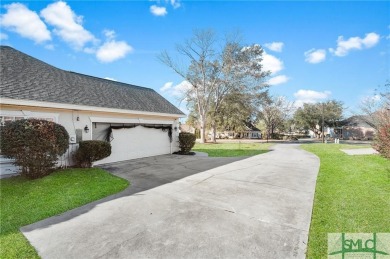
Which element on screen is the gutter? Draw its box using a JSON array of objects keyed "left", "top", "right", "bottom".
[{"left": 0, "top": 98, "right": 186, "bottom": 118}]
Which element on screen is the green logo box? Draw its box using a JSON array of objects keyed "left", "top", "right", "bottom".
[{"left": 328, "top": 233, "right": 390, "bottom": 259}]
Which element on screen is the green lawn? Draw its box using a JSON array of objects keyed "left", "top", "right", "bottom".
[
  {"left": 193, "top": 142, "right": 271, "bottom": 157},
  {"left": 302, "top": 144, "right": 390, "bottom": 258},
  {"left": 0, "top": 168, "right": 129, "bottom": 259}
]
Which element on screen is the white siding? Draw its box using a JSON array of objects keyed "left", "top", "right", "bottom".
[{"left": 0, "top": 106, "right": 180, "bottom": 176}]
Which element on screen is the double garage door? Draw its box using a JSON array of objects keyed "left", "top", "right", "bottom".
[{"left": 93, "top": 123, "right": 172, "bottom": 165}]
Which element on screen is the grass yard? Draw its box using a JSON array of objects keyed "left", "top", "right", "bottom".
[
  {"left": 0, "top": 168, "right": 129, "bottom": 259},
  {"left": 302, "top": 144, "right": 390, "bottom": 258},
  {"left": 193, "top": 142, "right": 271, "bottom": 157}
]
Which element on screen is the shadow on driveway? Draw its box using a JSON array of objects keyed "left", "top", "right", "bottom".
[
  {"left": 21, "top": 155, "right": 244, "bottom": 230},
  {"left": 98, "top": 155, "right": 245, "bottom": 196}
]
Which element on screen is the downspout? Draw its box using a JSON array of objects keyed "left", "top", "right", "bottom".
[
  {"left": 89, "top": 117, "right": 93, "bottom": 140},
  {"left": 170, "top": 136, "right": 172, "bottom": 154},
  {"left": 170, "top": 121, "right": 174, "bottom": 154}
]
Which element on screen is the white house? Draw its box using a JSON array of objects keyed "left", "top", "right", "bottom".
[{"left": 0, "top": 46, "right": 185, "bottom": 177}]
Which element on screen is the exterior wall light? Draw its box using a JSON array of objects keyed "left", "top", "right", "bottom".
[{"left": 84, "top": 125, "right": 89, "bottom": 133}]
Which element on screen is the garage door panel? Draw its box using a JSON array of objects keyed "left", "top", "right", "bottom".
[{"left": 94, "top": 126, "right": 171, "bottom": 165}]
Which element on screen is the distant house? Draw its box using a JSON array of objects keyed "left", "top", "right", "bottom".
[
  {"left": 215, "top": 122, "right": 262, "bottom": 139},
  {"left": 237, "top": 123, "right": 262, "bottom": 139},
  {"left": 336, "top": 116, "right": 375, "bottom": 140},
  {"left": 312, "top": 115, "right": 376, "bottom": 140},
  {"left": 0, "top": 46, "right": 185, "bottom": 177}
]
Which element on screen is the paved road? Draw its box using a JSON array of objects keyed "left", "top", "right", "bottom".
[{"left": 22, "top": 144, "right": 319, "bottom": 259}]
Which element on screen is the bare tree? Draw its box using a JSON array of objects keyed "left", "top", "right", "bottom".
[
  {"left": 360, "top": 80, "right": 390, "bottom": 130},
  {"left": 360, "top": 80, "right": 390, "bottom": 158},
  {"left": 159, "top": 29, "right": 219, "bottom": 143},
  {"left": 159, "top": 30, "right": 269, "bottom": 143}
]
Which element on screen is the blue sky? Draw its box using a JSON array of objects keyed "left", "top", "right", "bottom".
[{"left": 1, "top": 1, "right": 389, "bottom": 117}]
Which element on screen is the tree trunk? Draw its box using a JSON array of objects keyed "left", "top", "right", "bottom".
[
  {"left": 266, "top": 128, "right": 270, "bottom": 143},
  {"left": 210, "top": 121, "right": 217, "bottom": 143},
  {"left": 199, "top": 114, "right": 206, "bottom": 143}
]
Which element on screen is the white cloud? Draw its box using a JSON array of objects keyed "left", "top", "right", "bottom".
[
  {"left": 0, "top": 3, "right": 51, "bottom": 43},
  {"left": 150, "top": 5, "right": 167, "bottom": 16},
  {"left": 262, "top": 52, "right": 284, "bottom": 74},
  {"left": 304, "top": 49, "right": 326, "bottom": 64},
  {"left": 0, "top": 33, "right": 8, "bottom": 40},
  {"left": 362, "top": 94, "right": 381, "bottom": 104},
  {"left": 104, "top": 77, "right": 117, "bottom": 81},
  {"left": 361, "top": 33, "right": 380, "bottom": 48},
  {"left": 103, "top": 29, "right": 115, "bottom": 40},
  {"left": 160, "top": 82, "right": 173, "bottom": 92},
  {"left": 294, "top": 89, "right": 331, "bottom": 107},
  {"left": 41, "top": 1, "right": 96, "bottom": 49},
  {"left": 161, "top": 80, "right": 192, "bottom": 97},
  {"left": 264, "top": 42, "right": 284, "bottom": 52},
  {"left": 329, "top": 32, "right": 380, "bottom": 57},
  {"left": 267, "top": 75, "right": 289, "bottom": 85},
  {"left": 96, "top": 40, "right": 133, "bottom": 63},
  {"left": 172, "top": 81, "right": 192, "bottom": 97}
]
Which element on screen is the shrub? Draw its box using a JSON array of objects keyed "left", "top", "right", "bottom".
[
  {"left": 74, "top": 140, "right": 111, "bottom": 168},
  {"left": 373, "top": 123, "right": 390, "bottom": 159},
  {"left": 374, "top": 124, "right": 390, "bottom": 158},
  {"left": 178, "top": 132, "right": 196, "bottom": 154},
  {"left": 372, "top": 108, "right": 390, "bottom": 159},
  {"left": 0, "top": 119, "right": 69, "bottom": 179}
]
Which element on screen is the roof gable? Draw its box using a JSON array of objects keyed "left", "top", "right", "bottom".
[{"left": 0, "top": 46, "right": 184, "bottom": 116}]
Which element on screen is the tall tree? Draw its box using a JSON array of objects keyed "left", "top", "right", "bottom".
[
  {"left": 159, "top": 29, "right": 218, "bottom": 143},
  {"left": 207, "top": 43, "right": 269, "bottom": 142},
  {"left": 159, "top": 30, "right": 269, "bottom": 143},
  {"left": 257, "top": 96, "right": 294, "bottom": 141},
  {"left": 293, "top": 100, "right": 343, "bottom": 138},
  {"left": 211, "top": 90, "right": 260, "bottom": 133}
]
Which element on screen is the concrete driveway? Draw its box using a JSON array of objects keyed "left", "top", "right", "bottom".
[{"left": 21, "top": 144, "right": 319, "bottom": 259}]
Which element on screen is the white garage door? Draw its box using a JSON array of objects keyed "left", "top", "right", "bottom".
[{"left": 94, "top": 126, "right": 171, "bottom": 165}]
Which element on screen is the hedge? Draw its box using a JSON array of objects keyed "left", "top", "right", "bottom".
[
  {"left": 0, "top": 119, "right": 69, "bottom": 179},
  {"left": 74, "top": 140, "right": 111, "bottom": 168},
  {"left": 178, "top": 132, "right": 196, "bottom": 154}
]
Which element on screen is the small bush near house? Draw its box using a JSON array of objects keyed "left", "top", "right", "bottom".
[
  {"left": 0, "top": 119, "right": 69, "bottom": 179},
  {"left": 74, "top": 140, "right": 111, "bottom": 167},
  {"left": 179, "top": 132, "right": 196, "bottom": 154}
]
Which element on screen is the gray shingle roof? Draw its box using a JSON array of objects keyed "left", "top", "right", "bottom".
[
  {"left": 0, "top": 46, "right": 184, "bottom": 116},
  {"left": 340, "top": 115, "right": 375, "bottom": 128}
]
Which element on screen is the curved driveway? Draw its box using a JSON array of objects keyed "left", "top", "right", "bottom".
[{"left": 22, "top": 143, "right": 319, "bottom": 259}]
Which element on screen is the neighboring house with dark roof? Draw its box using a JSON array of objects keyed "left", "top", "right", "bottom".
[
  {"left": 213, "top": 122, "right": 262, "bottom": 139},
  {"left": 318, "top": 115, "right": 375, "bottom": 140},
  {"left": 0, "top": 46, "right": 185, "bottom": 177},
  {"left": 337, "top": 115, "right": 375, "bottom": 140},
  {"left": 235, "top": 122, "right": 262, "bottom": 139}
]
